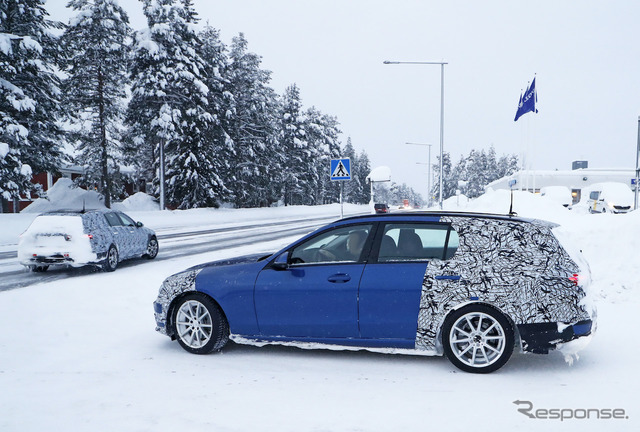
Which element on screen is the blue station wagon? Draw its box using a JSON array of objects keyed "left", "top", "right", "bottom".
[{"left": 153, "top": 212, "right": 595, "bottom": 373}]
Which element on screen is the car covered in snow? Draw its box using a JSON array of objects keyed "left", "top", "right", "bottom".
[
  {"left": 540, "top": 186, "right": 573, "bottom": 208},
  {"left": 585, "top": 182, "right": 634, "bottom": 214},
  {"left": 18, "top": 209, "right": 158, "bottom": 272},
  {"left": 153, "top": 212, "right": 595, "bottom": 373}
]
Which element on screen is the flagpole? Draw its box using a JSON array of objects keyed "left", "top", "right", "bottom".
[{"left": 635, "top": 116, "right": 640, "bottom": 210}]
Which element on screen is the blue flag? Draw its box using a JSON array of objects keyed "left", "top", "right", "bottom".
[{"left": 514, "top": 76, "right": 538, "bottom": 121}]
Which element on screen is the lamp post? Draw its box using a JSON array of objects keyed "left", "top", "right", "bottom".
[
  {"left": 406, "top": 142, "right": 433, "bottom": 207},
  {"left": 384, "top": 60, "right": 447, "bottom": 209}
]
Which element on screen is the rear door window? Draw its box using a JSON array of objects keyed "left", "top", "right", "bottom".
[
  {"left": 104, "top": 212, "right": 122, "bottom": 227},
  {"left": 376, "top": 223, "right": 458, "bottom": 262}
]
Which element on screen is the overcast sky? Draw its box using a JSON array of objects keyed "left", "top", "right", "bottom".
[{"left": 45, "top": 0, "right": 640, "bottom": 195}]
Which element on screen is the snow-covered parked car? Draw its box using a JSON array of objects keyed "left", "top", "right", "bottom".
[
  {"left": 153, "top": 212, "right": 595, "bottom": 374},
  {"left": 540, "top": 186, "right": 573, "bottom": 208},
  {"left": 585, "top": 182, "right": 634, "bottom": 214},
  {"left": 18, "top": 209, "right": 158, "bottom": 272}
]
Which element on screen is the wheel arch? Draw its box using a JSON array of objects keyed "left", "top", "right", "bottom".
[
  {"left": 435, "top": 300, "right": 520, "bottom": 354},
  {"left": 166, "top": 290, "right": 228, "bottom": 340}
]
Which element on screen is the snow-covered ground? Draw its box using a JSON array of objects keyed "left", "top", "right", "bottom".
[{"left": 0, "top": 190, "right": 638, "bottom": 431}]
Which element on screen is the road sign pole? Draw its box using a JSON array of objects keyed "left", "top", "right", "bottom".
[{"left": 340, "top": 182, "right": 344, "bottom": 218}]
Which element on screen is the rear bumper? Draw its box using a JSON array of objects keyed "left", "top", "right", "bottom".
[
  {"left": 20, "top": 252, "right": 98, "bottom": 267},
  {"left": 517, "top": 319, "right": 593, "bottom": 354},
  {"left": 23, "top": 255, "right": 75, "bottom": 265}
]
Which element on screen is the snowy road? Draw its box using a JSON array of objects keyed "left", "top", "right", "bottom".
[
  {"left": 0, "top": 214, "right": 342, "bottom": 291},
  {"left": 1, "top": 200, "right": 639, "bottom": 431}
]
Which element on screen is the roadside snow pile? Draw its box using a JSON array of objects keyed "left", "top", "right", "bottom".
[
  {"left": 22, "top": 178, "right": 105, "bottom": 213},
  {"left": 112, "top": 192, "right": 158, "bottom": 212},
  {"left": 443, "top": 189, "right": 571, "bottom": 224}
]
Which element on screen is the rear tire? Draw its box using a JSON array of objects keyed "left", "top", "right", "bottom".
[
  {"left": 172, "top": 293, "right": 229, "bottom": 354},
  {"left": 103, "top": 245, "right": 118, "bottom": 272},
  {"left": 442, "top": 305, "right": 514, "bottom": 374}
]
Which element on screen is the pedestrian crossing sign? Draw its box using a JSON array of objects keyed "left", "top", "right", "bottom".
[{"left": 330, "top": 158, "right": 351, "bottom": 181}]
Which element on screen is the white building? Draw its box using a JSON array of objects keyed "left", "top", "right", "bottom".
[{"left": 485, "top": 167, "right": 637, "bottom": 204}]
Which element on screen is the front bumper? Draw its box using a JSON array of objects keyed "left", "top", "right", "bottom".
[
  {"left": 153, "top": 269, "right": 200, "bottom": 336},
  {"left": 518, "top": 319, "right": 594, "bottom": 354}
]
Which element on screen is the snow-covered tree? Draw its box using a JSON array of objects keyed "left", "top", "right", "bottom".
[
  {"left": 0, "top": 0, "right": 63, "bottom": 210},
  {"left": 226, "top": 32, "right": 279, "bottom": 207},
  {"left": 198, "top": 24, "right": 233, "bottom": 203},
  {"left": 431, "top": 151, "right": 457, "bottom": 201},
  {"left": 341, "top": 137, "right": 358, "bottom": 202},
  {"left": 353, "top": 149, "right": 371, "bottom": 204},
  {"left": 497, "top": 153, "right": 519, "bottom": 179},
  {"left": 305, "top": 107, "right": 341, "bottom": 204},
  {"left": 127, "top": 0, "right": 221, "bottom": 209},
  {"left": 279, "top": 84, "right": 308, "bottom": 206},
  {"left": 61, "top": 0, "right": 132, "bottom": 208}
]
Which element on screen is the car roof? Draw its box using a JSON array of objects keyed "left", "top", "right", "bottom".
[
  {"left": 40, "top": 209, "right": 117, "bottom": 216},
  {"left": 339, "top": 211, "right": 555, "bottom": 226}
]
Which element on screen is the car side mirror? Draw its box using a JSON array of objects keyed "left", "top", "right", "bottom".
[
  {"left": 136, "top": 221, "right": 144, "bottom": 228},
  {"left": 271, "top": 252, "right": 289, "bottom": 270}
]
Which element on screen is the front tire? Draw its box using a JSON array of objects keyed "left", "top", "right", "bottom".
[
  {"left": 442, "top": 305, "right": 514, "bottom": 374},
  {"left": 103, "top": 245, "right": 118, "bottom": 272},
  {"left": 172, "top": 293, "right": 229, "bottom": 354},
  {"left": 145, "top": 236, "right": 159, "bottom": 259}
]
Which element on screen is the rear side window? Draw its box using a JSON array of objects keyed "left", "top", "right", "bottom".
[
  {"left": 104, "top": 212, "right": 122, "bottom": 227},
  {"left": 377, "top": 223, "right": 458, "bottom": 262}
]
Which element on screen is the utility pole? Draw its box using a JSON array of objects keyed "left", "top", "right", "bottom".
[{"left": 635, "top": 116, "right": 640, "bottom": 210}]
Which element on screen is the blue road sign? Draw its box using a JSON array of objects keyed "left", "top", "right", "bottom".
[{"left": 330, "top": 158, "right": 351, "bottom": 181}]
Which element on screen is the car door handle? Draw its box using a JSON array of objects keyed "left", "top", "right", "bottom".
[
  {"left": 327, "top": 273, "right": 351, "bottom": 283},
  {"left": 435, "top": 275, "right": 461, "bottom": 281}
]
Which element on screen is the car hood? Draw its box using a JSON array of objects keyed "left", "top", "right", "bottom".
[{"left": 185, "top": 253, "right": 273, "bottom": 272}]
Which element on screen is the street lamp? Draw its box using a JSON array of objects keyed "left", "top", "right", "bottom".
[
  {"left": 406, "top": 142, "right": 433, "bottom": 207},
  {"left": 384, "top": 60, "right": 447, "bottom": 209}
]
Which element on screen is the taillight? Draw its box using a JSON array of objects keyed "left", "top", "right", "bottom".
[
  {"left": 569, "top": 273, "right": 579, "bottom": 286},
  {"left": 64, "top": 234, "right": 72, "bottom": 241},
  {"left": 86, "top": 234, "right": 93, "bottom": 240}
]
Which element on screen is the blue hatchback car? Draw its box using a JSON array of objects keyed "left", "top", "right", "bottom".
[{"left": 153, "top": 212, "right": 595, "bottom": 373}]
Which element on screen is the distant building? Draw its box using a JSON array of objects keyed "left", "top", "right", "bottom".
[
  {"left": 485, "top": 167, "right": 636, "bottom": 204},
  {"left": 572, "top": 160, "right": 589, "bottom": 170}
]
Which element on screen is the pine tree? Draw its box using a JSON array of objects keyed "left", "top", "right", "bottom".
[
  {"left": 279, "top": 84, "right": 308, "bottom": 206},
  {"left": 354, "top": 149, "right": 371, "bottom": 204},
  {"left": 341, "top": 137, "right": 358, "bottom": 202},
  {"left": 62, "top": 0, "right": 132, "bottom": 208},
  {"left": 227, "top": 32, "right": 280, "bottom": 207},
  {"left": 431, "top": 151, "right": 457, "bottom": 201},
  {"left": 199, "top": 24, "right": 233, "bottom": 204},
  {"left": 128, "top": 0, "right": 220, "bottom": 209},
  {"left": 0, "top": 0, "right": 63, "bottom": 209},
  {"left": 306, "top": 110, "right": 341, "bottom": 205}
]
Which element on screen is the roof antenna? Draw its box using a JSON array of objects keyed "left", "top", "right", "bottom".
[{"left": 508, "top": 180, "right": 517, "bottom": 216}]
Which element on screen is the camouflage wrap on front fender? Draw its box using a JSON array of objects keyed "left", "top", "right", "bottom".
[{"left": 154, "top": 269, "right": 201, "bottom": 335}]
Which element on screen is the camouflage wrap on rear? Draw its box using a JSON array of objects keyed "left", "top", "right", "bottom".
[{"left": 415, "top": 216, "right": 592, "bottom": 351}]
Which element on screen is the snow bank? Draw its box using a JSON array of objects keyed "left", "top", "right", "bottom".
[
  {"left": 112, "top": 192, "right": 158, "bottom": 212},
  {"left": 22, "top": 178, "right": 106, "bottom": 214}
]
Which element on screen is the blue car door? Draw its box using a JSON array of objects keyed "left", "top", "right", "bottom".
[
  {"left": 254, "top": 224, "right": 374, "bottom": 339},
  {"left": 358, "top": 222, "right": 456, "bottom": 343}
]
